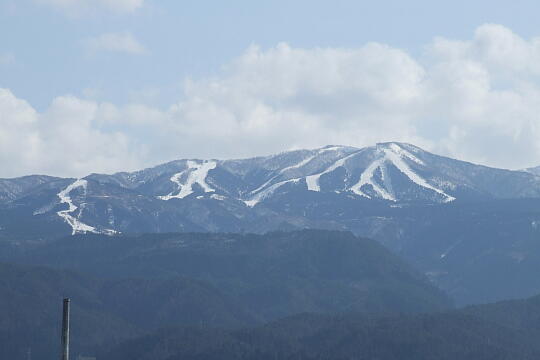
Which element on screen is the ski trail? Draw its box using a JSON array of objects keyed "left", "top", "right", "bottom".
[
  {"left": 306, "top": 151, "right": 361, "bottom": 191},
  {"left": 57, "top": 179, "right": 97, "bottom": 235},
  {"left": 350, "top": 144, "right": 454, "bottom": 202},
  {"left": 159, "top": 160, "right": 217, "bottom": 200},
  {"left": 244, "top": 178, "right": 301, "bottom": 207},
  {"left": 350, "top": 156, "right": 395, "bottom": 200}
]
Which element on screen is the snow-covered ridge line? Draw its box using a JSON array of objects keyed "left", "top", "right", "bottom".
[
  {"left": 159, "top": 160, "right": 217, "bottom": 200},
  {"left": 319, "top": 145, "right": 348, "bottom": 152},
  {"left": 57, "top": 179, "right": 97, "bottom": 235}
]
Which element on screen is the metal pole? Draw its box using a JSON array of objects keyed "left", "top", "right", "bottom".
[{"left": 61, "top": 298, "right": 70, "bottom": 360}]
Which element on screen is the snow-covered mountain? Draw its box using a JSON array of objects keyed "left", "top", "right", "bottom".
[{"left": 2, "top": 142, "right": 540, "bottom": 237}]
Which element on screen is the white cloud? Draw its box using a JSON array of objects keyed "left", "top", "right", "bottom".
[
  {"left": 83, "top": 32, "right": 146, "bottom": 55},
  {"left": 0, "top": 89, "right": 146, "bottom": 178},
  {"left": 36, "top": 0, "right": 143, "bottom": 16},
  {"left": 162, "top": 43, "right": 427, "bottom": 159},
  {"left": 3, "top": 24, "right": 540, "bottom": 178}
]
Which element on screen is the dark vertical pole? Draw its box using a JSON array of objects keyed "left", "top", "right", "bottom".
[{"left": 61, "top": 298, "right": 70, "bottom": 360}]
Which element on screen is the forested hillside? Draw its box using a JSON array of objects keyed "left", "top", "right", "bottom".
[
  {"left": 101, "top": 298, "right": 540, "bottom": 360},
  {"left": 0, "top": 262, "right": 252, "bottom": 360},
  {"left": 3, "top": 230, "right": 451, "bottom": 318}
]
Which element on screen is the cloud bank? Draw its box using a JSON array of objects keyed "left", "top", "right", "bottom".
[{"left": 2, "top": 24, "right": 540, "bottom": 178}]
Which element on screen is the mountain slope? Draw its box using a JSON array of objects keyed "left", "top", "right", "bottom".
[
  {"left": 360, "top": 198, "right": 540, "bottom": 305},
  {"left": 4, "top": 144, "right": 540, "bottom": 307},
  {"left": 2, "top": 142, "right": 540, "bottom": 237}
]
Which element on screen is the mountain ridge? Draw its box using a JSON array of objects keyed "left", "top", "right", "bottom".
[{"left": 2, "top": 142, "right": 540, "bottom": 237}]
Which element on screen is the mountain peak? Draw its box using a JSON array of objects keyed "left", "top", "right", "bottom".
[
  {"left": 318, "top": 144, "right": 355, "bottom": 151},
  {"left": 375, "top": 141, "right": 422, "bottom": 152}
]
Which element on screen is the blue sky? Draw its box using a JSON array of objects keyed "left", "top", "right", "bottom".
[{"left": 2, "top": 0, "right": 540, "bottom": 177}]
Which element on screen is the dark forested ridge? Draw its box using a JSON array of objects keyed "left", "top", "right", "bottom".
[
  {"left": 0, "top": 262, "right": 252, "bottom": 360},
  {"left": 2, "top": 230, "right": 452, "bottom": 317},
  {"left": 4, "top": 230, "right": 540, "bottom": 359},
  {"left": 5, "top": 261, "right": 540, "bottom": 360},
  {"left": 0, "top": 230, "right": 452, "bottom": 359},
  {"left": 101, "top": 299, "right": 540, "bottom": 360}
]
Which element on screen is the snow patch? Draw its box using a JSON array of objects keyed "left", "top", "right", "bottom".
[
  {"left": 440, "top": 239, "right": 464, "bottom": 259},
  {"left": 159, "top": 160, "right": 217, "bottom": 200},
  {"left": 107, "top": 204, "right": 115, "bottom": 226},
  {"left": 211, "top": 194, "right": 227, "bottom": 201}
]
